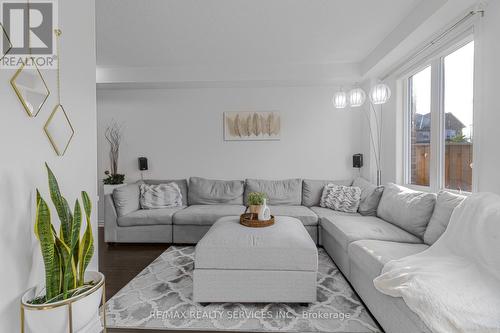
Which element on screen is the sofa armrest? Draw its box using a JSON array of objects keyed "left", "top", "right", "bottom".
[{"left": 104, "top": 194, "right": 118, "bottom": 242}]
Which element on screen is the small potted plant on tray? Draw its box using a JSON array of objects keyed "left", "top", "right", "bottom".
[
  {"left": 21, "top": 163, "right": 105, "bottom": 333},
  {"left": 247, "top": 192, "right": 266, "bottom": 214}
]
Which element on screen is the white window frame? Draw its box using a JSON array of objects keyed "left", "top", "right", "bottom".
[{"left": 401, "top": 34, "right": 475, "bottom": 193}]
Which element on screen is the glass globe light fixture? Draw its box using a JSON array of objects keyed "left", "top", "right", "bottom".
[
  {"left": 348, "top": 88, "right": 366, "bottom": 107},
  {"left": 332, "top": 91, "right": 347, "bottom": 109},
  {"left": 369, "top": 83, "right": 391, "bottom": 105}
]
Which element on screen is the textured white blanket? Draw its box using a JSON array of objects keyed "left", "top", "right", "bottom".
[{"left": 373, "top": 192, "right": 500, "bottom": 333}]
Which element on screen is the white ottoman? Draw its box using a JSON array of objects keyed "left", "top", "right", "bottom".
[{"left": 193, "top": 216, "right": 318, "bottom": 303}]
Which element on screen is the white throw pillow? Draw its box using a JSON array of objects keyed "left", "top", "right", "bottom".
[
  {"left": 140, "top": 183, "right": 183, "bottom": 209},
  {"left": 320, "top": 184, "right": 362, "bottom": 213}
]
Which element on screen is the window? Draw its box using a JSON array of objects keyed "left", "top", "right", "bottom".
[
  {"left": 443, "top": 42, "right": 474, "bottom": 191},
  {"left": 408, "top": 66, "right": 432, "bottom": 186},
  {"left": 404, "top": 40, "right": 474, "bottom": 192}
]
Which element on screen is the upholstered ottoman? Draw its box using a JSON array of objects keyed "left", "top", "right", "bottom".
[{"left": 193, "top": 216, "right": 318, "bottom": 303}]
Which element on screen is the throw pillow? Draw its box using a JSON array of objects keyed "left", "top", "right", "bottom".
[
  {"left": 140, "top": 183, "right": 183, "bottom": 209},
  {"left": 352, "top": 177, "right": 384, "bottom": 216},
  {"left": 320, "top": 184, "right": 362, "bottom": 213},
  {"left": 423, "top": 190, "right": 466, "bottom": 245}
]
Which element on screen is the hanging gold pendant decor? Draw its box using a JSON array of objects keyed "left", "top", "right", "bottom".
[
  {"left": 9, "top": 0, "right": 50, "bottom": 118},
  {"left": 44, "top": 29, "right": 75, "bottom": 156},
  {"left": 0, "top": 22, "right": 12, "bottom": 61},
  {"left": 10, "top": 59, "right": 51, "bottom": 117},
  {"left": 44, "top": 104, "right": 75, "bottom": 156}
]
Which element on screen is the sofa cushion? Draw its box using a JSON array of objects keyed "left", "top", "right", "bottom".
[
  {"left": 352, "top": 177, "right": 384, "bottom": 216},
  {"left": 173, "top": 204, "right": 246, "bottom": 225},
  {"left": 424, "top": 191, "right": 466, "bottom": 245},
  {"left": 349, "top": 240, "right": 429, "bottom": 279},
  {"left": 309, "top": 206, "right": 360, "bottom": 220},
  {"left": 112, "top": 182, "right": 140, "bottom": 217},
  {"left": 117, "top": 206, "right": 185, "bottom": 227},
  {"left": 268, "top": 205, "right": 318, "bottom": 226},
  {"left": 321, "top": 215, "right": 422, "bottom": 252},
  {"left": 245, "top": 178, "right": 302, "bottom": 205},
  {"left": 377, "top": 183, "right": 436, "bottom": 239},
  {"left": 143, "top": 179, "right": 188, "bottom": 206},
  {"left": 302, "top": 179, "right": 352, "bottom": 207},
  {"left": 188, "top": 177, "right": 244, "bottom": 205}
]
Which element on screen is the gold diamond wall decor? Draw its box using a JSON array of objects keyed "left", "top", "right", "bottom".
[
  {"left": 0, "top": 23, "right": 12, "bottom": 61},
  {"left": 10, "top": 60, "right": 51, "bottom": 117},
  {"left": 44, "top": 104, "right": 75, "bottom": 156}
]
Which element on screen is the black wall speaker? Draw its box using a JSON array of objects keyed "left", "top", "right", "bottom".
[
  {"left": 353, "top": 154, "right": 363, "bottom": 168},
  {"left": 138, "top": 157, "right": 148, "bottom": 171}
]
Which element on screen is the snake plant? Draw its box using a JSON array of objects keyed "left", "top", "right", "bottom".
[{"left": 33, "top": 163, "right": 94, "bottom": 304}]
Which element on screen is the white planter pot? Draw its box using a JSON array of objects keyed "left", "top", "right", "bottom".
[
  {"left": 21, "top": 271, "right": 105, "bottom": 333},
  {"left": 103, "top": 184, "right": 126, "bottom": 195}
]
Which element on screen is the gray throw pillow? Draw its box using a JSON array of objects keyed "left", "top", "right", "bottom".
[
  {"left": 423, "top": 191, "right": 466, "bottom": 245},
  {"left": 352, "top": 177, "right": 384, "bottom": 216},
  {"left": 302, "top": 179, "right": 352, "bottom": 207},
  {"left": 320, "top": 184, "right": 361, "bottom": 213},
  {"left": 245, "top": 179, "right": 302, "bottom": 205},
  {"left": 188, "top": 177, "right": 244, "bottom": 205},
  {"left": 112, "top": 182, "right": 140, "bottom": 217},
  {"left": 377, "top": 183, "right": 436, "bottom": 239},
  {"left": 140, "top": 183, "right": 183, "bottom": 209}
]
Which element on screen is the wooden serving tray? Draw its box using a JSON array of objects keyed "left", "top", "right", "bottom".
[{"left": 240, "top": 213, "right": 275, "bottom": 228}]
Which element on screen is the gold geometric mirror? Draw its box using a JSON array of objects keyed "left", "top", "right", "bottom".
[
  {"left": 10, "top": 61, "right": 50, "bottom": 117},
  {"left": 44, "top": 104, "right": 75, "bottom": 156},
  {"left": 0, "top": 23, "right": 12, "bottom": 61}
]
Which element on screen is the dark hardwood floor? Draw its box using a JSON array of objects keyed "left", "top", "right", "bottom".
[
  {"left": 98, "top": 227, "right": 251, "bottom": 333},
  {"left": 99, "top": 227, "right": 170, "bottom": 299}
]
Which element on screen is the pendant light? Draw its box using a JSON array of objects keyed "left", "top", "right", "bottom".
[
  {"left": 332, "top": 90, "right": 347, "bottom": 109},
  {"left": 369, "top": 83, "right": 391, "bottom": 105},
  {"left": 348, "top": 88, "right": 366, "bottom": 107}
]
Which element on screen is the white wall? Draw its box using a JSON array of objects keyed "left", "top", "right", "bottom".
[
  {"left": 474, "top": 0, "right": 500, "bottom": 193},
  {"left": 97, "top": 86, "right": 363, "bottom": 220},
  {"left": 362, "top": 1, "right": 500, "bottom": 193},
  {"left": 0, "top": 1, "right": 96, "bottom": 331}
]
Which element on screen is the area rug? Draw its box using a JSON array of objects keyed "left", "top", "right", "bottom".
[{"left": 105, "top": 246, "right": 381, "bottom": 332}]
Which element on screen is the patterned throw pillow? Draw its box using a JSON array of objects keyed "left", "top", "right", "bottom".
[
  {"left": 140, "top": 183, "right": 183, "bottom": 209},
  {"left": 320, "top": 184, "right": 362, "bottom": 213}
]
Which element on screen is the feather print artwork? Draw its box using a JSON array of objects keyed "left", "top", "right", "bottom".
[{"left": 224, "top": 111, "right": 280, "bottom": 141}]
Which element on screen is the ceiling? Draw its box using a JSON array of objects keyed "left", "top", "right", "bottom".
[{"left": 96, "top": 0, "right": 422, "bottom": 69}]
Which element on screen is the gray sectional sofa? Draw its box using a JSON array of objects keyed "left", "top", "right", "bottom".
[
  {"left": 104, "top": 176, "right": 465, "bottom": 333},
  {"left": 105, "top": 177, "right": 342, "bottom": 244}
]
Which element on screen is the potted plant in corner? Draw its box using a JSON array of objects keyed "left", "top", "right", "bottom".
[
  {"left": 21, "top": 163, "right": 105, "bottom": 333},
  {"left": 247, "top": 192, "right": 266, "bottom": 214},
  {"left": 103, "top": 120, "right": 125, "bottom": 194}
]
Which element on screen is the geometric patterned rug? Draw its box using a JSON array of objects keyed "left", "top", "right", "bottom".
[{"left": 105, "top": 246, "right": 381, "bottom": 332}]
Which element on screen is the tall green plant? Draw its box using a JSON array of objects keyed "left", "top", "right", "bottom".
[{"left": 33, "top": 163, "right": 94, "bottom": 303}]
